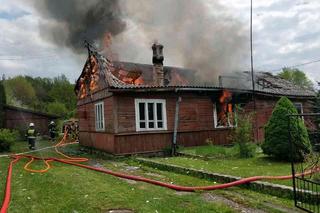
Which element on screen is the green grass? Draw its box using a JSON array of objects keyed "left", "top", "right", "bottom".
[
  {"left": 180, "top": 144, "right": 238, "bottom": 158},
  {"left": 155, "top": 156, "right": 294, "bottom": 186},
  {"left": 0, "top": 140, "right": 305, "bottom": 212},
  {"left": 159, "top": 145, "right": 298, "bottom": 186}
]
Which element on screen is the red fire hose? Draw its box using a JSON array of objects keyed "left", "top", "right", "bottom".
[
  {"left": 0, "top": 157, "right": 19, "bottom": 213},
  {"left": 1, "top": 138, "right": 319, "bottom": 213}
]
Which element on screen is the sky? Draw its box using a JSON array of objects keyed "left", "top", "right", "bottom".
[{"left": 0, "top": 0, "right": 319, "bottom": 85}]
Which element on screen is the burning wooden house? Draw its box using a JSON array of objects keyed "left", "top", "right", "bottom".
[{"left": 75, "top": 42, "right": 316, "bottom": 155}]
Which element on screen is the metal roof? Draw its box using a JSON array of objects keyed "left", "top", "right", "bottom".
[{"left": 84, "top": 50, "right": 316, "bottom": 98}]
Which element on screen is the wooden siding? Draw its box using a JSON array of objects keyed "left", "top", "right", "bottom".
[
  {"left": 115, "top": 93, "right": 216, "bottom": 133},
  {"left": 77, "top": 95, "right": 115, "bottom": 133},
  {"left": 113, "top": 129, "right": 231, "bottom": 154},
  {"left": 77, "top": 91, "right": 315, "bottom": 155},
  {"left": 244, "top": 96, "right": 314, "bottom": 141},
  {"left": 4, "top": 108, "right": 55, "bottom": 135},
  {"left": 79, "top": 132, "right": 115, "bottom": 153}
]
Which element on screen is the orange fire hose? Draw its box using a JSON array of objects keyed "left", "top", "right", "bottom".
[
  {"left": 1, "top": 133, "right": 320, "bottom": 213},
  {"left": 23, "top": 132, "right": 88, "bottom": 173}
]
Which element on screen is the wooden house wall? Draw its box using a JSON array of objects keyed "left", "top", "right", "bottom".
[
  {"left": 112, "top": 93, "right": 231, "bottom": 154},
  {"left": 77, "top": 90, "right": 116, "bottom": 152},
  {"left": 243, "top": 96, "right": 315, "bottom": 142},
  {"left": 77, "top": 89, "right": 315, "bottom": 155},
  {"left": 4, "top": 108, "right": 53, "bottom": 135},
  {"left": 115, "top": 93, "right": 218, "bottom": 133}
]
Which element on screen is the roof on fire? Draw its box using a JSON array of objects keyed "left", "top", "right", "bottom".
[
  {"left": 219, "top": 71, "right": 316, "bottom": 97},
  {"left": 76, "top": 50, "right": 316, "bottom": 98}
]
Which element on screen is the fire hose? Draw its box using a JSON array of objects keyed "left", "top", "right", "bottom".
[{"left": 1, "top": 134, "right": 320, "bottom": 213}]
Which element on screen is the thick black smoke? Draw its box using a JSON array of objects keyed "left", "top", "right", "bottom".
[
  {"left": 32, "top": 0, "right": 126, "bottom": 52},
  {"left": 117, "top": 0, "right": 248, "bottom": 82},
  {"left": 33, "top": 0, "right": 248, "bottom": 82}
]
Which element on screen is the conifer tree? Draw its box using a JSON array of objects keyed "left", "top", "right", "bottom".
[{"left": 262, "top": 97, "right": 311, "bottom": 161}]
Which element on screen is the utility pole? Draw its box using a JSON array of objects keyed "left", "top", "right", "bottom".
[
  {"left": 250, "top": 0, "right": 255, "bottom": 106},
  {"left": 250, "top": 0, "right": 258, "bottom": 142}
]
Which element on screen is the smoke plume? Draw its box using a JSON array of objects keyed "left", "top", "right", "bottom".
[
  {"left": 33, "top": 0, "right": 248, "bottom": 82},
  {"left": 32, "top": 0, "right": 126, "bottom": 53}
]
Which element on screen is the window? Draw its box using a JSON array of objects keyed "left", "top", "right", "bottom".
[
  {"left": 135, "top": 99, "right": 167, "bottom": 131},
  {"left": 213, "top": 103, "right": 236, "bottom": 128},
  {"left": 293, "top": 103, "right": 303, "bottom": 114},
  {"left": 95, "top": 102, "right": 105, "bottom": 131}
]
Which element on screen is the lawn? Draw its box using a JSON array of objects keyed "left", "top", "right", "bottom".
[
  {"left": 0, "top": 139, "right": 304, "bottom": 212},
  {"left": 158, "top": 145, "right": 296, "bottom": 186}
]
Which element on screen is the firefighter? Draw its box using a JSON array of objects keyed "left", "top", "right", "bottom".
[
  {"left": 26, "top": 123, "right": 37, "bottom": 150},
  {"left": 48, "top": 121, "right": 56, "bottom": 141}
]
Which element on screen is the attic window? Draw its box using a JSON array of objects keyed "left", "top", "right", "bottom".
[{"left": 135, "top": 99, "right": 167, "bottom": 131}]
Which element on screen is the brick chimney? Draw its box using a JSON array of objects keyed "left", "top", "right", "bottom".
[{"left": 152, "top": 42, "right": 164, "bottom": 86}]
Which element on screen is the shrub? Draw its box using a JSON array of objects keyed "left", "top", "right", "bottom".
[
  {"left": 230, "top": 110, "right": 256, "bottom": 158},
  {"left": 304, "top": 152, "right": 320, "bottom": 183},
  {"left": 262, "top": 97, "right": 311, "bottom": 161},
  {"left": 0, "top": 129, "right": 18, "bottom": 152},
  {"left": 0, "top": 81, "right": 6, "bottom": 128}
]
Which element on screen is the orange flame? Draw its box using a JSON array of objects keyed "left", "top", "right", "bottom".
[
  {"left": 78, "top": 56, "right": 100, "bottom": 99},
  {"left": 134, "top": 76, "right": 144, "bottom": 85},
  {"left": 219, "top": 90, "right": 232, "bottom": 103},
  {"left": 79, "top": 78, "right": 86, "bottom": 99},
  {"left": 89, "top": 56, "right": 99, "bottom": 92},
  {"left": 115, "top": 68, "right": 144, "bottom": 85},
  {"left": 218, "top": 90, "right": 233, "bottom": 127}
]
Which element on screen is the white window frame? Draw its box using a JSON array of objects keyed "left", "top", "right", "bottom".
[
  {"left": 293, "top": 102, "right": 303, "bottom": 114},
  {"left": 94, "top": 101, "right": 105, "bottom": 131},
  {"left": 213, "top": 103, "right": 237, "bottom": 128},
  {"left": 135, "top": 99, "right": 167, "bottom": 131},
  {"left": 293, "top": 102, "right": 304, "bottom": 121}
]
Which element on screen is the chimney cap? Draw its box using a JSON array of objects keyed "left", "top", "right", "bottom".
[{"left": 152, "top": 42, "right": 163, "bottom": 49}]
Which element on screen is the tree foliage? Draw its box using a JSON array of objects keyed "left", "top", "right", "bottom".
[
  {"left": 0, "top": 80, "right": 6, "bottom": 128},
  {"left": 262, "top": 97, "right": 311, "bottom": 161},
  {"left": 48, "top": 75, "right": 76, "bottom": 111},
  {"left": 278, "top": 67, "right": 313, "bottom": 89},
  {"left": 47, "top": 102, "right": 68, "bottom": 117},
  {"left": 4, "top": 76, "right": 36, "bottom": 106},
  {"left": 2, "top": 75, "right": 76, "bottom": 119}
]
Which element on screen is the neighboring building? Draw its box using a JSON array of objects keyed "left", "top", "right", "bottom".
[
  {"left": 75, "top": 43, "right": 316, "bottom": 155},
  {"left": 3, "top": 105, "right": 59, "bottom": 135},
  {"left": 219, "top": 72, "right": 317, "bottom": 141}
]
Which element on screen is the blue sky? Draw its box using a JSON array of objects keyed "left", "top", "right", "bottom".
[{"left": 0, "top": 0, "right": 319, "bottom": 85}]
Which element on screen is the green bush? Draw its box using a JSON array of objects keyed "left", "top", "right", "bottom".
[
  {"left": 0, "top": 129, "right": 19, "bottom": 152},
  {"left": 230, "top": 110, "right": 256, "bottom": 158},
  {"left": 0, "top": 81, "right": 6, "bottom": 128},
  {"left": 262, "top": 97, "right": 311, "bottom": 161}
]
